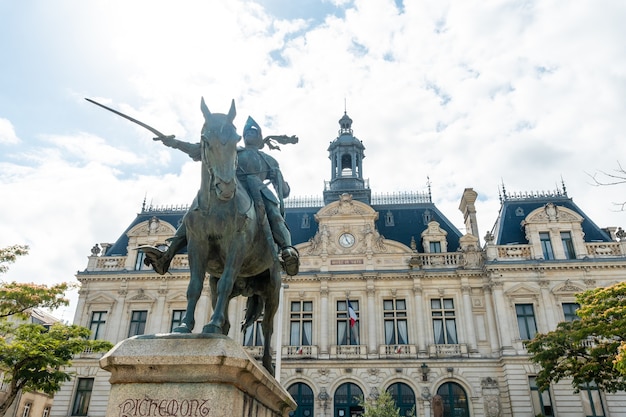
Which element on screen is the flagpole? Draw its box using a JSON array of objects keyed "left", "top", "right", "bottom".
[{"left": 275, "top": 283, "right": 288, "bottom": 383}]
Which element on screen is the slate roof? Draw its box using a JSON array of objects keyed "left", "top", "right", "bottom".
[
  {"left": 490, "top": 192, "right": 613, "bottom": 245},
  {"left": 105, "top": 197, "right": 463, "bottom": 257}
]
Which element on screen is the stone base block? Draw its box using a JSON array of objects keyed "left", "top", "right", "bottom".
[{"left": 99, "top": 333, "right": 296, "bottom": 417}]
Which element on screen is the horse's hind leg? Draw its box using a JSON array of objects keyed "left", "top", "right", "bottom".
[{"left": 261, "top": 267, "right": 281, "bottom": 375}]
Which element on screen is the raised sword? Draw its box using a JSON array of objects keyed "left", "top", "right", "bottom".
[{"left": 85, "top": 98, "right": 169, "bottom": 138}]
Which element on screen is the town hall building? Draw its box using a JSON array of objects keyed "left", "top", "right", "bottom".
[{"left": 49, "top": 111, "right": 626, "bottom": 417}]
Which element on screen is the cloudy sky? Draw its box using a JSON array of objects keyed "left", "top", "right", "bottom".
[{"left": 1, "top": 0, "right": 625, "bottom": 320}]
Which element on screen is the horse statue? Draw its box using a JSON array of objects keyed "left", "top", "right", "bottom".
[{"left": 172, "top": 98, "right": 282, "bottom": 374}]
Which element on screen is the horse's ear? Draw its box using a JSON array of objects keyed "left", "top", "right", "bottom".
[
  {"left": 200, "top": 97, "right": 211, "bottom": 120},
  {"left": 227, "top": 99, "right": 236, "bottom": 123}
]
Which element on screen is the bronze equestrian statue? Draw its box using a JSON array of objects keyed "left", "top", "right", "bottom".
[{"left": 145, "top": 99, "right": 299, "bottom": 375}]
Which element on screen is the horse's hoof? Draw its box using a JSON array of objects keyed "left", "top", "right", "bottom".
[
  {"left": 202, "top": 324, "right": 222, "bottom": 334},
  {"left": 172, "top": 324, "right": 192, "bottom": 333}
]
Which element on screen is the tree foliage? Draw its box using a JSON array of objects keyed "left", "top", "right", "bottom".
[
  {"left": 0, "top": 245, "right": 113, "bottom": 416},
  {"left": 359, "top": 390, "right": 413, "bottom": 417},
  {"left": 0, "top": 245, "right": 29, "bottom": 274},
  {"left": 526, "top": 281, "right": 626, "bottom": 393},
  {"left": 0, "top": 323, "right": 112, "bottom": 416}
]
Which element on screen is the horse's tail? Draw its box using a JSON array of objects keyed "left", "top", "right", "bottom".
[{"left": 241, "top": 294, "right": 264, "bottom": 332}]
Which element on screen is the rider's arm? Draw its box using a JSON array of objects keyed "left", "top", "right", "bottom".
[{"left": 154, "top": 135, "right": 202, "bottom": 161}]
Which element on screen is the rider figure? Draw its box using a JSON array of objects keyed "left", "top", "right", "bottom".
[{"left": 144, "top": 116, "right": 300, "bottom": 276}]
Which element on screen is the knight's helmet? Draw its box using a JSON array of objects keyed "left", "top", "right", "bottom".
[{"left": 243, "top": 116, "right": 264, "bottom": 149}]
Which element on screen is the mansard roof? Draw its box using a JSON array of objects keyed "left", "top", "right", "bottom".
[
  {"left": 105, "top": 191, "right": 464, "bottom": 257},
  {"left": 104, "top": 206, "right": 187, "bottom": 256},
  {"left": 491, "top": 190, "right": 612, "bottom": 245},
  {"left": 285, "top": 192, "right": 463, "bottom": 252}
]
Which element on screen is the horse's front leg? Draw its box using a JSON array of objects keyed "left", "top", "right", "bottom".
[
  {"left": 173, "top": 271, "right": 204, "bottom": 333},
  {"left": 174, "top": 242, "right": 208, "bottom": 333},
  {"left": 203, "top": 256, "right": 242, "bottom": 334}
]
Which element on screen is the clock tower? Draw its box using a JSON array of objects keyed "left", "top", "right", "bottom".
[{"left": 323, "top": 111, "right": 372, "bottom": 205}]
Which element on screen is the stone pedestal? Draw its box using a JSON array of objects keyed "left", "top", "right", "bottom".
[{"left": 99, "top": 333, "right": 296, "bottom": 417}]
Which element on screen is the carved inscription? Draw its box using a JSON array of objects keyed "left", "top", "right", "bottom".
[
  {"left": 118, "top": 398, "right": 211, "bottom": 417},
  {"left": 330, "top": 259, "right": 364, "bottom": 265}
]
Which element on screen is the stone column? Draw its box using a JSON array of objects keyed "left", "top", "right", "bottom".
[
  {"left": 413, "top": 283, "right": 427, "bottom": 356},
  {"left": 320, "top": 283, "right": 329, "bottom": 356},
  {"left": 151, "top": 280, "right": 168, "bottom": 334},
  {"left": 490, "top": 280, "right": 515, "bottom": 354},
  {"left": 482, "top": 284, "right": 501, "bottom": 355},
  {"left": 461, "top": 284, "right": 478, "bottom": 353},
  {"left": 366, "top": 277, "right": 377, "bottom": 354},
  {"left": 539, "top": 280, "right": 556, "bottom": 330}
]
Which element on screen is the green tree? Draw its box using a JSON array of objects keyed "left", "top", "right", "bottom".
[
  {"left": 0, "top": 245, "right": 113, "bottom": 416},
  {"left": 359, "top": 390, "right": 414, "bottom": 417},
  {"left": 525, "top": 281, "right": 626, "bottom": 393}
]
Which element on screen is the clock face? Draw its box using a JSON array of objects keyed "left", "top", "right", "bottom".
[{"left": 339, "top": 233, "right": 355, "bottom": 248}]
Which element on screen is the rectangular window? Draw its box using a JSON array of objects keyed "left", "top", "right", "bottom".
[
  {"left": 516, "top": 304, "right": 537, "bottom": 340},
  {"left": 21, "top": 403, "right": 31, "bottom": 417},
  {"left": 128, "top": 310, "right": 148, "bottom": 337},
  {"left": 561, "top": 231, "right": 576, "bottom": 259},
  {"left": 243, "top": 317, "right": 264, "bottom": 347},
  {"left": 540, "top": 232, "right": 554, "bottom": 260},
  {"left": 431, "top": 298, "right": 457, "bottom": 344},
  {"left": 170, "top": 309, "right": 186, "bottom": 332},
  {"left": 42, "top": 407, "right": 50, "bottom": 417},
  {"left": 429, "top": 241, "right": 442, "bottom": 253},
  {"left": 290, "top": 301, "right": 313, "bottom": 346},
  {"left": 529, "top": 376, "right": 554, "bottom": 416},
  {"left": 383, "top": 299, "right": 408, "bottom": 345},
  {"left": 581, "top": 382, "right": 606, "bottom": 417},
  {"left": 337, "top": 300, "right": 360, "bottom": 346},
  {"left": 563, "top": 302, "right": 581, "bottom": 322},
  {"left": 89, "top": 311, "right": 107, "bottom": 340},
  {"left": 71, "top": 378, "right": 94, "bottom": 416}
]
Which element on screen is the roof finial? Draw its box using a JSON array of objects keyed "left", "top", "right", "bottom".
[
  {"left": 344, "top": 97, "right": 347, "bottom": 115},
  {"left": 426, "top": 176, "right": 432, "bottom": 202},
  {"left": 561, "top": 175, "right": 568, "bottom": 196},
  {"left": 142, "top": 194, "right": 147, "bottom": 212}
]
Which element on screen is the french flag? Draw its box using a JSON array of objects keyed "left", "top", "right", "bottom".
[{"left": 348, "top": 300, "right": 357, "bottom": 328}]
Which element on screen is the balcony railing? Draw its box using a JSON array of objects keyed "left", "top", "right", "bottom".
[
  {"left": 409, "top": 253, "right": 463, "bottom": 268},
  {"left": 428, "top": 343, "right": 469, "bottom": 358},
  {"left": 243, "top": 345, "right": 264, "bottom": 358},
  {"left": 496, "top": 245, "right": 532, "bottom": 260},
  {"left": 378, "top": 344, "right": 417, "bottom": 358},
  {"left": 586, "top": 242, "right": 623, "bottom": 257},
  {"left": 330, "top": 345, "right": 367, "bottom": 358},
  {"left": 282, "top": 345, "right": 319, "bottom": 358}
]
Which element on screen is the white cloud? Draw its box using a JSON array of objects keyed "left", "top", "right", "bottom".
[
  {"left": 1, "top": 0, "right": 626, "bottom": 318},
  {"left": 0, "top": 118, "right": 20, "bottom": 144}
]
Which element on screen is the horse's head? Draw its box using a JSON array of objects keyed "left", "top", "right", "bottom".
[{"left": 199, "top": 98, "right": 241, "bottom": 201}]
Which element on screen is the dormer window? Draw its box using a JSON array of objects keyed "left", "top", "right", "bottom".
[
  {"left": 423, "top": 210, "right": 432, "bottom": 225},
  {"left": 301, "top": 214, "right": 310, "bottom": 229},
  {"left": 385, "top": 211, "right": 395, "bottom": 227},
  {"left": 539, "top": 232, "right": 554, "bottom": 260},
  {"left": 561, "top": 232, "right": 576, "bottom": 259},
  {"left": 429, "top": 241, "right": 442, "bottom": 253}
]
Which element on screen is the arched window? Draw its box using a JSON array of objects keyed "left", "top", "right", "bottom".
[
  {"left": 436, "top": 382, "right": 469, "bottom": 417},
  {"left": 334, "top": 383, "right": 364, "bottom": 417},
  {"left": 288, "top": 383, "right": 314, "bottom": 417},
  {"left": 387, "top": 383, "right": 416, "bottom": 417}
]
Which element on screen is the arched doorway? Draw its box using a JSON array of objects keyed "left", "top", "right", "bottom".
[
  {"left": 334, "top": 383, "right": 364, "bottom": 417},
  {"left": 287, "top": 383, "right": 314, "bottom": 417},
  {"left": 387, "top": 383, "right": 416, "bottom": 417},
  {"left": 436, "top": 382, "right": 470, "bottom": 417}
]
